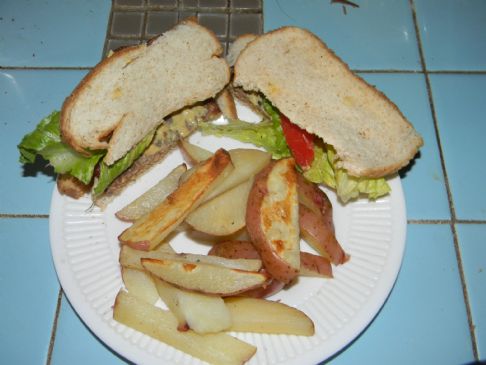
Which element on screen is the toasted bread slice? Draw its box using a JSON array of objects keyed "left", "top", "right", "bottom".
[
  {"left": 61, "top": 19, "right": 230, "bottom": 165},
  {"left": 233, "top": 27, "right": 423, "bottom": 178}
]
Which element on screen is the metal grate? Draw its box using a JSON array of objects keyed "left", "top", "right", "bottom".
[{"left": 103, "top": 0, "right": 263, "bottom": 56}]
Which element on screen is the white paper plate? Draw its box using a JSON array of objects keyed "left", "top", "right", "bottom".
[{"left": 49, "top": 106, "right": 406, "bottom": 365}]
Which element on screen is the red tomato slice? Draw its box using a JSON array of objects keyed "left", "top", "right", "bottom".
[{"left": 280, "top": 113, "right": 315, "bottom": 169}]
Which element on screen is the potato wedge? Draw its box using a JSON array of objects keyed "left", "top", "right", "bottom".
[
  {"left": 207, "top": 148, "right": 271, "bottom": 201},
  {"left": 208, "top": 240, "right": 260, "bottom": 260},
  {"left": 148, "top": 252, "right": 262, "bottom": 272},
  {"left": 185, "top": 178, "right": 253, "bottom": 236},
  {"left": 246, "top": 158, "right": 300, "bottom": 284},
  {"left": 215, "top": 87, "right": 238, "bottom": 120},
  {"left": 153, "top": 277, "right": 232, "bottom": 334},
  {"left": 238, "top": 278, "right": 285, "bottom": 299},
  {"left": 297, "top": 174, "right": 348, "bottom": 265},
  {"left": 113, "top": 291, "right": 256, "bottom": 365},
  {"left": 299, "top": 204, "right": 348, "bottom": 265},
  {"left": 225, "top": 297, "right": 314, "bottom": 336},
  {"left": 209, "top": 240, "right": 332, "bottom": 281},
  {"left": 119, "top": 243, "right": 175, "bottom": 270},
  {"left": 142, "top": 257, "right": 269, "bottom": 296},
  {"left": 179, "top": 139, "right": 213, "bottom": 165},
  {"left": 121, "top": 267, "right": 159, "bottom": 304},
  {"left": 207, "top": 240, "right": 283, "bottom": 298},
  {"left": 116, "top": 164, "right": 187, "bottom": 222},
  {"left": 299, "top": 252, "right": 333, "bottom": 278},
  {"left": 179, "top": 142, "right": 271, "bottom": 200},
  {"left": 118, "top": 149, "right": 233, "bottom": 250}
]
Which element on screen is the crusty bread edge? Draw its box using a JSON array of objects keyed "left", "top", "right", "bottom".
[
  {"left": 60, "top": 44, "right": 145, "bottom": 155},
  {"left": 234, "top": 26, "right": 424, "bottom": 178}
]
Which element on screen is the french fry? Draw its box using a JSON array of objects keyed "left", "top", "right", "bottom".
[
  {"left": 118, "top": 149, "right": 234, "bottom": 250},
  {"left": 142, "top": 257, "right": 269, "bottom": 296},
  {"left": 113, "top": 291, "right": 256, "bottom": 365},
  {"left": 225, "top": 297, "right": 315, "bottom": 336},
  {"left": 153, "top": 277, "right": 232, "bottom": 334}
]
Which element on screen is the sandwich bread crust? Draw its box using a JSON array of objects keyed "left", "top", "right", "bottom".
[{"left": 233, "top": 27, "right": 423, "bottom": 178}]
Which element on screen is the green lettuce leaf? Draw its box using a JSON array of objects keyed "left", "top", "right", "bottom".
[
  {"left": 92, "top": 132, "right": 154, "bottom": 197},
  {"left": 200, "top": 100, "right": 290, "bottom": 159},
  {"left": 17, "top": 111, "right": 104, "bottom": 184},
  {"left": 304, "top": 144, "right": 391, "bottom": 203}
]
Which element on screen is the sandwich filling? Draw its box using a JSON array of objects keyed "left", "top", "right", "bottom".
[
  {"left": 200, "top": 96, "right": 390, "bottom": 203},
  {"left": 18, "top": 103, "right": 217, "bottom": 200}
]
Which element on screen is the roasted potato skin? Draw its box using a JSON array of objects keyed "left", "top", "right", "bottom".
[
  {"left": 297, "top": 174, "right": 348, "bottom": 265},
  {"left": 299, "top": 252, "right": 333, "bottom": 278},
  {"left": 209, "top": 240, "right": 332, "bottom": 280},
  {"left": 245, "top": 159, "right": 300, "bottom": 284},
  {"left": 208, "top": 240, "right": 260, "bottom": 260},
  {"left": 208, "top": 240, "right": 284, "bottom": 298},
  {"left": 299, "top": 204, "right": 348, "bottom": 265}
]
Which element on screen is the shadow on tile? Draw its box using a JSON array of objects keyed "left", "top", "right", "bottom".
[
  {"left": 398, "top": 150, "right": 422, "bottom": 180},
  {"left": 21, "top": 156, "right": 56, "bottom": 179}
]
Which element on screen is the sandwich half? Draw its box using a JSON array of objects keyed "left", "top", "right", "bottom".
[
  {"left": 202, "top": 27, "right": 423, "bottom": 202},
  {"left": 18, "top": 19, "right": 230, "bottom": 208}
]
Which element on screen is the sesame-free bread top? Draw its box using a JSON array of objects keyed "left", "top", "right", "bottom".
[
  {"left": 61, "top": 19, "right": 230, "bottom": 165},
  {"left": 233, "top": 27, "right": 423, "bottom": 178}
]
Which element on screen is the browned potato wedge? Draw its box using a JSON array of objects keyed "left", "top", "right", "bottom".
[
  {"left": 113, "top": 291, "right": 256, "bottom": 365},
  {"left": 208, "top": 240, "right": 260, "bottom": 260},
  {"left": 208, "top": 240, "right": 284, "bottom": 298},
  {"left": 142, "top": 257, "right": 270, "bottom": 296},
  {"left": 225, "top": 297, "right": 314, "bottom": 336},
  {"left": 121, "top": 267, "right": 159, "bottom": 304},
  {"left": 119, "top": 244, "right": 175, "bottom": 270},
  {"left": 153, "top": 277, "right": 232, "bottom": 334},
  {"left": 144, "top": 252, "right": 261, "bottom": 272},
  {"left": 297, "top": 174, "right": 348, "bottom": 265},
  {"left": 299, "top": 252, "right": 333, "bottom": 278},
  {"left": 209, "top": 240, "right": 332, "bottom": 280},
  {"left": 118, "top": 149, "right": 233, "bottom": 251},
  {"left": 116, "top": 164, "right": 187, "bottom": 222},
  {"left": 238, "top": 278, "right": 285, "bottom": 299},
  {"left": 207, "top": 148, "right": 272, "bottom": 201},
  {"left": 185, "top": 178, "right": 253, "bottom": 236},
  {"left": 179, "top": 142, "right": 272, "bottom": 201},
  {"left": 246, "top": 158, "right": 300, "bottom": 284},
  {"left": 299, "top": 204, "right": 348, "bottom": 265}
]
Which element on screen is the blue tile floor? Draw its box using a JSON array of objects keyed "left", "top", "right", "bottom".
[{"left": 1, "top": 0, "right": 485, "bottom": 364}]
